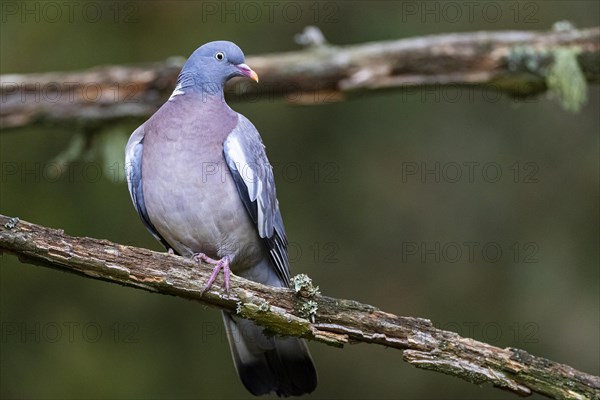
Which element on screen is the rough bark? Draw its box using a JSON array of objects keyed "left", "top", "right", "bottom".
[
  {"left": 1, "top": 26, "right": 599, "bottom": 130},
  {"left": 0, "top": 214, "right": 598, "bottom": 399}
]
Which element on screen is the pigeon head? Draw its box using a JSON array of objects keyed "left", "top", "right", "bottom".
[{"left": 177, "top": 41, "right": 258, "bottom": 96}]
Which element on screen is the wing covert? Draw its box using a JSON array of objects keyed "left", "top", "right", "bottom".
[
  {"left": 125, "top": 126, "right": 172, "bottom": 251},
  {"left": 223, "top": 115, "right": 291, "bottom": 286}
]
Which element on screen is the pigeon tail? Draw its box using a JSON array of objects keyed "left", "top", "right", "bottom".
[
  {"left": 222, "top": 258, "right": 317, "bottom": 396},
  {"left": 222, "top": 312, "right": 317, "bottom": 397}
]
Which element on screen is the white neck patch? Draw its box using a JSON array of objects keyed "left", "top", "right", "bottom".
[{"left": 168, "top": 82, "right": 185, "bottom": 101}]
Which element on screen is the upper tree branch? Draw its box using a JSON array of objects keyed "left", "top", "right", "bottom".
[
  {"left": 1, "top": 26, "right": 599, "bottom": 130},
  {"left": 0, "top": 214, "right": 598, "bottom": 399}
]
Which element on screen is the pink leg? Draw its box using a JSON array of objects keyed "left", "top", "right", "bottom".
[{"left": 199, "top": 255, "right": 231, "bottom": 292}]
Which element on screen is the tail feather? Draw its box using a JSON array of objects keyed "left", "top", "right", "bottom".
[{"left": 222, "top": 312, "right": 317, "bottom": 396}]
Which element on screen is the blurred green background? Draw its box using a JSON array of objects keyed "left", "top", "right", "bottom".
[{"left": 1, "top": 1, "right": 598, "bottom": 399}]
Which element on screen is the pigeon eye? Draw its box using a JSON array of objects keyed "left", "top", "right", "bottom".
[{"left": 215, "top": 52, "right": 225, "bottom": 61}]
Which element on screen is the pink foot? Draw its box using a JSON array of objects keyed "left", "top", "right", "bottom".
[
  {"left": 195, "top": 254, "right": 231, "bottom": 293},
  {"left": 193, "top": 252, "right": 219, "bottom": 265}
]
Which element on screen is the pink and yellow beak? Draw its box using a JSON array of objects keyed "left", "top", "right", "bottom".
[{"left": 236, "top": 63, "right": 259, "bottom": 83}]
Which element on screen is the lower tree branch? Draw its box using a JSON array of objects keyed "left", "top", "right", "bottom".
[
  {"left": 1, "top": 26, "right": 599, "bottom": 130},
  {"left": 0, "top": 214, "right": 598, "bottom": 399}
]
